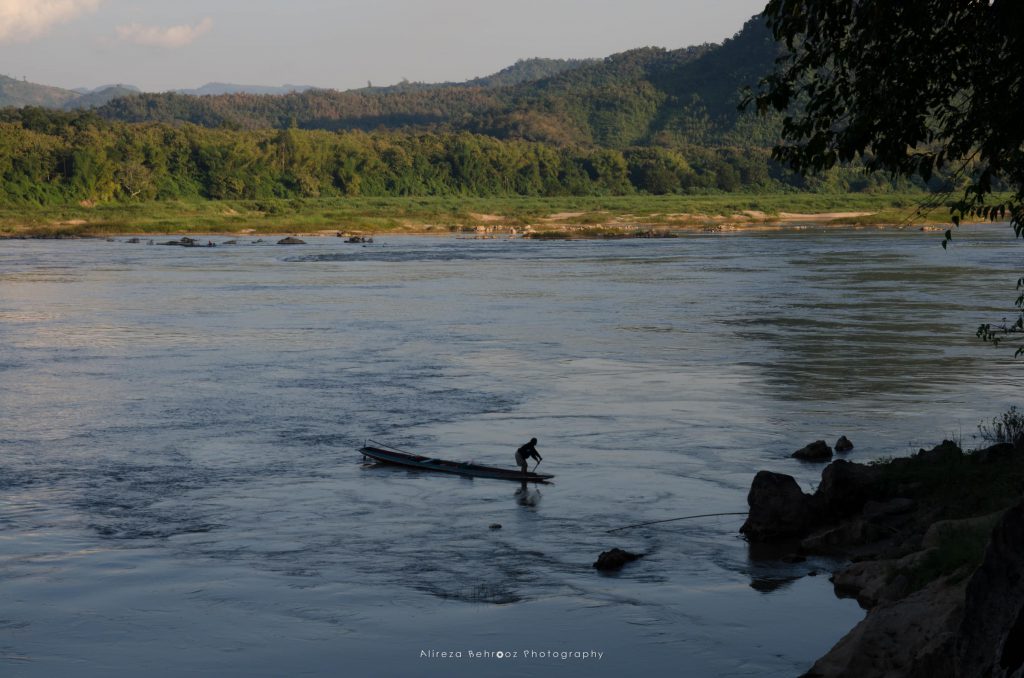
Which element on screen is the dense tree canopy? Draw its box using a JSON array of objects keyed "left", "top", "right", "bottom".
[
  {"left": 0, "top": 109, "right": 817, "bottom": 204},
  {"left": 751, "top": 0, "right": 1024, "bottom": 352}
]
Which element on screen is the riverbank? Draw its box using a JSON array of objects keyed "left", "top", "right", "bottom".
[
  {"left": 741, "top": 429, "right": 1024, "bottom": 677},
  {"left": 0, "top": 193, "right": 960, "bottom": 239}
]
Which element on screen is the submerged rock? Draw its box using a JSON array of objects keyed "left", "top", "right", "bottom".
[
  {"left": 593, "top": 548, "right": 643, "bottom": 571},
  {"left": 793, "top": 440, "right": 834, "bottom": 462},
  {"left": 740, "top": 470, "right": 816, "bottom": 541},
  {"left": 835, "top": 436, "right": 854, "bottom": 453}
]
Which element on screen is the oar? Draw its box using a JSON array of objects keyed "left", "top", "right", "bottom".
[{"left": 532, "top": 459, "right": 542, "bottom": 473}]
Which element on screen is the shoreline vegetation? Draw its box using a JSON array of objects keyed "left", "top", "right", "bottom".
[
  {"left": 741, "top": 410, "right": 1024, "bottom": 677},
  {"left": 0, "top": 193, "right": 972, "bottom": 239}
]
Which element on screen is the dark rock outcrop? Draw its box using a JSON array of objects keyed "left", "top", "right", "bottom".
[
  {"left": 277, "top": 236, "right": 306, "bottom": 245},
  {"left": 740, "top": 471, "right": 816, "bottom": 541},
  {"left": 593, "top": 548, "right": 643, "bottom": 571},
  {"left": 793, "top": 440, "right": 834, "bottom": 462},
  {"left": 815, "top": 459, "right": 884, "bottom": 520},
  {"left": 800, "top": 519, "right": 888, "bottom": 556},
  {"left": 862, "top": 497, "right": 915, "bottom": 522},
  {"left": 802, "top": 577, "right": 965, "bottom": 678},
  {"left": 956, "top": 500, "right": 1024, "bottom": 678},
  {"left": 835, "top": 436, "right": 854, "bottom": 453},
  {"left": 916, "top": 440, "right": 962, "bottom": 463},
  {"left": 973, "top": 442, "right": 1017, "bottom": 465}
]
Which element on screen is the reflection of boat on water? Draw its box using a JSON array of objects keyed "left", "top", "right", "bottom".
[{"left": 360, "top": 440, "right": 554, "bottom": 483}]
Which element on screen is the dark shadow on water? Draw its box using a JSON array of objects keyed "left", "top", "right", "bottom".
[
  {"left": 745, "top": 538, "right": 817, "bottom": 595},
  {"left": 749, "top": 576, "right": 800, "bottom": 594}
]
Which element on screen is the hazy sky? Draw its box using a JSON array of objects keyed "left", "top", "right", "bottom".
[{"left": 0, "top": 0, "right": 767, "bottom": 92}]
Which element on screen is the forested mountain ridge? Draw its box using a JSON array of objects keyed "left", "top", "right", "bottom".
[{"left": 93, "top": 17, "right": 779, "bottom": 148}]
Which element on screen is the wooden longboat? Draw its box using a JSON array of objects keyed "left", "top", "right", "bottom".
[{"left": 360, "top": 442, "right": 553, "bottom": 483}]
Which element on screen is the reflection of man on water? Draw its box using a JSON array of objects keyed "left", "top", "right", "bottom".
[
  {"left": 515, "top": 438, "right": 541, "bottom": 474},
  {"left": 515, "top": 483, "right": 541, "bottom": 507}
]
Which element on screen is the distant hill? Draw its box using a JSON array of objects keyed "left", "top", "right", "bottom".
[
  {"left": 356, "top": 57, "right": 597, "bottom": 93},
  {"left": 64, "top": 85, "right": 142, "bottom": 110},
  {"left": 93, "top": 17, "right": 779, "bottom": 148},
  {"left": 178, "top": 83, "right": 316, "bottom": 96},
  {"left": 0, "top": 77, "right": 142, "bottom": 110},
  {"left": 0, "top": 74, "right": 80, "bottom": 108},
  {"left": 73, "top": 84, "right": 141, "bottom": 95}
]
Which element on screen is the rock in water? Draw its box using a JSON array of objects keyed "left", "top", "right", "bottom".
[
  {"left": 277, "top": 237, "right": 306, "bottom": 245},
  {"left": 740, "top": 470, "right": 815, "bottom": 541},
  {"left": 793, "top": 440, "right": 834, "bottom": 462},
  {"left": 593, "top": 548, "right": 643, "bottom": 571},
  {"left": 835, "top": 436, "right": 854, "bottom": 453}
]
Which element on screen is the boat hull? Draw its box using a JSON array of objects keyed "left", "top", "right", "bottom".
[{"left": 360, "top": 445, "right": 553, "bottom": 482}]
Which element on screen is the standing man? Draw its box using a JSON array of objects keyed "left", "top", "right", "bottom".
[{"left": 515, "top": 438, "right": 541, "bottom": 474}]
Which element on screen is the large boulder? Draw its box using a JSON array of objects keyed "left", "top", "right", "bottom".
[
  {"left": 793, "top": 440, "right": 834, "bottom": 462},
  {"left": 814, "top": 460, "right": 884, "bottom": 520},
  {"left": 835, "top": 436, "right": 854, "bottom": 453},
  {"left": 801, "top": 577, "right": 964, "bottom": 678},
  {"left": 955, "top": 499, "right": 1024, "bottom": 677},
  {"left": 740, "top": 471, "right": 816, "bottom": 541}
]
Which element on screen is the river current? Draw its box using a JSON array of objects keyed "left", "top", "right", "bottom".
[{"left": 0, "top": 226, "right": 1019, "bottom": 676}]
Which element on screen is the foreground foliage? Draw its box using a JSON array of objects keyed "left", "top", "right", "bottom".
[{"left": 752, "top": 0, "right": 1024, "bottom": 352}]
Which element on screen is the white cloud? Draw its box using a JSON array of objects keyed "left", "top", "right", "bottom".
[
  {"left": 116, "top": 16, "right": 212, "bottom": 48},
  {"left": 0, "top": 0, "right": 101, "bottom": 42}
]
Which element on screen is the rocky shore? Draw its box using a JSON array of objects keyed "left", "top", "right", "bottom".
[{"left": 741, "top": 439, "right": 1024, "bottom": 677}]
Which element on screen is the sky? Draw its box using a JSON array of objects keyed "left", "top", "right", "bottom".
[{"left": 0, "top": 0, "right": 768, "bottom": 92}]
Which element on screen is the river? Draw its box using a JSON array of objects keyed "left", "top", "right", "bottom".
[{"left": 0, "top": 225, "right": 1018, "bottom": 677}]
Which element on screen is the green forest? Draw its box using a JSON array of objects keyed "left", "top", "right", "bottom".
[{"left": 0, "top": 18, "right": 954, "bottom": 209}]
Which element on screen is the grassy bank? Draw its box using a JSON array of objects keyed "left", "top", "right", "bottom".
[{"left": 0, "top": 192, "right": 961, "bottom": 238}]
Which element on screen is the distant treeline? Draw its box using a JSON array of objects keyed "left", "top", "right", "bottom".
[{"left": 0, "top": 109, "right": 934, "bottom": 206}]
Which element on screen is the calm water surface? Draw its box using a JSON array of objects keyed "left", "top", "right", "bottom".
[{"left": 0, "top": 226, "right": 1019, "bottom": 677}]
